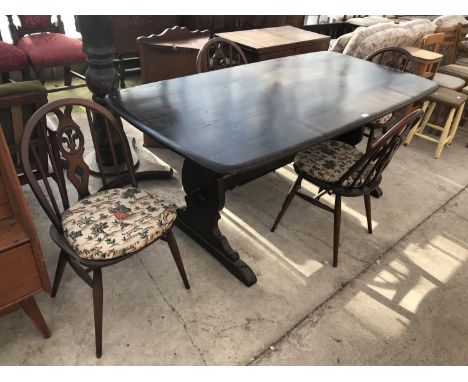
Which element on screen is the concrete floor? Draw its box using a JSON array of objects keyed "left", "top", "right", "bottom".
[{"left": 1, "top": 76, "right": 468, "bottom": 365}]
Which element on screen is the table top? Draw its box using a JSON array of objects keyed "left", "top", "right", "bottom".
[
  {"left": 106, "top": 51, "right": 437, "bottom": 175},
  {"left": 216, "top": 26, "right": 330, "bottom": 53}
]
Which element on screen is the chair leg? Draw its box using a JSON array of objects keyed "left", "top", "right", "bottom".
[
  {"left": 63, "top": 66, "right": 72, "bottom": 87},
  {"left": 435, "top": 107, "right": 456, "bottom": 159},
  {"left": 92, "top": 268, "right": 103, "bottom": 359},
  {"left": 51, "top": 250, "right": 68, "bottom": 298},
  {"left": 166, "top": 230, "right": 190, "bottom": 289},
  {"left": 19, "top": 296, "right": 51, "bottom": 339},
  {"left": 364, "top": 194, "right": 372, "bottom": 234},
  {"left": 1, "top": 72, "right": 10, "bottom": 83},
  {"left": 333, "top": 195, "right": 342, "bottom": 268},
  {"left": 447, "top": 103, "right": 465, "bottom": 145},
  {"left": 405, "top": 101, "right": 432, "bottom": 145},
  {"left": 271, "top": 176, "right": 302, "bottom": 232}
]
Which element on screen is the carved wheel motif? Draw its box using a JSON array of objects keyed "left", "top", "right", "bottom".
[{"left": 58, "top": 125, "right": 85, "bottom": 156}]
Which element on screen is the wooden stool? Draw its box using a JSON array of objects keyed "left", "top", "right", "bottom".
[{"left": 405, "top": 88, "right": 468, "bottom": 158}]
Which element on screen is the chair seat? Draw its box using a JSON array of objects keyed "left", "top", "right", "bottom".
[
  {"left": 62, "top": 188, "right": 177, "bottom": 261},
  {"left": 459, "top": 41, "right": 468, "bottom": 53},
  {"left": 456, "top": 57, "right": 468, "bottom": 67},
  {"left": 17, "top": 33, "right": 86, "bottom": 69},
  {"left": 0, "top": 41, "right": 28, "bottom": 72},
  {"left": 295, "top": 140, "right": 370, "bottom": 187},
  {"left": 433, "top": 72, "right": 466, "bottom": 90},
  {"left": 427, "top": 87, "right": 468, "bottom": 108},
  {"left": 438, "top": 64, "right": 468, "bottom": 83},
  {"left": 462, "top": 86, "right": 468, "bottom": 95}
]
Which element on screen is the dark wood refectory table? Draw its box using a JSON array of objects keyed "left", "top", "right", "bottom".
[{"left": 106, "top": 51, "right": 437, "bottom": 287}]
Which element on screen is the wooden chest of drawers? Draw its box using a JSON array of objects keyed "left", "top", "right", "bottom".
[{"left": 0, "top": 128, "right": 51, "bottom": 338}]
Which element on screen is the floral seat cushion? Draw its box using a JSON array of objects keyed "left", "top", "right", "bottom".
[
  {"left": 62, "top": 188, "right": 177, "bottom": 261},
  {"left": 295, "top": 140, "right": 372, "bottom": 187}
]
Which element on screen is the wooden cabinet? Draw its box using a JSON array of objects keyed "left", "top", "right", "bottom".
[
  {"left": 182, "top": 15, "right": 305, "bottom": 34},
  {"left": 216, "top": 26, "right": 331, "bottom": 63},
  {"left": 0, "top": 128, "right": 51, "bottom": 338}
]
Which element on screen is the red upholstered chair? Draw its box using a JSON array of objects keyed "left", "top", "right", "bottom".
[
  {"left": 7, "top": 15, "right": 86, "bottom": 91},
  {"left": 0, "top": 29, "right": 28, "bottom": 83}
]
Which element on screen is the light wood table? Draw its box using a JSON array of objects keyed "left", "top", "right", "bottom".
[{"left": 216, "top": 25, "right": 330, "bottom": 62}]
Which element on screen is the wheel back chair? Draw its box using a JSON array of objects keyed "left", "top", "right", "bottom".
[
  {"left": 335, "top": 47, "right": 417, "bottom": 153},
  {"left": 196, "top": 36, "right": 248, "bottom": 73},
  {"left": 363, "top": 47, "right": 418, "bottom": 147},
  {"left": 7, "top": 15, "right": 87, "bottom": 93},
  {"left": 271, "top": 109, "right": 423, "bottom": 267},
  {"left": 19, "top": 98, "right": 190, "bottom": 358}
]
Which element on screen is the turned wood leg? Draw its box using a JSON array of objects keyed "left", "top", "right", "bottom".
[
  {"left": 364, "top": 194, "right": 372, "bottom": 234},
  {"left": 176, "top": 159, "right": 257, "bottom": 287},
  {"left": 271, "top": 176, "right": 302, "bottom": 232},
  {"left": 63, "top": 66, "right": 72, "bottom": 87},
  {"left": 333, "top": 195, "right": 342, "bottom": 268},
  {"left": 51, "top": 251, "right": 68, "bottom": 298},
  {"left": 19, "top": 297, "right": 51, "bottom": 339},
  {"left": 92, "top": 268, "right": 103, "bottom": 359},
  {"left": 166, "top": 230, "right": 190, "bottom": 289}
]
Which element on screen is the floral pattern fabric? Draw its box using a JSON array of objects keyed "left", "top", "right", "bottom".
[
  {"left": 17, "top": 33, "right": 86, "bottom": 69},
  {"left": 18, "top": 15, "right": 52, "bottom": 29},
  {"left": 330, "top": 32, "right": 354, "bottom": 53},
  {"left": 62, "top": 188, "right": 177, "bottom": 261},
  {"left": 0, "top": 41, "right": 28, "bottom": 71},
  {"left": 433, "top": 15, "right": 468, "bottom": 28},
  {"left": 295, "top": 141, "right": 372, "bottom": 187}
]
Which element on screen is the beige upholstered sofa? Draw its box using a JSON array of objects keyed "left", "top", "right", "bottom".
[{"left": 330, "top": 19, "right": 437, "bottom": 58}]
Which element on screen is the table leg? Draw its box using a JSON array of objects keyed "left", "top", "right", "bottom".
[{"left": 176, "top": 159, "right": 257, "bottom": 287}]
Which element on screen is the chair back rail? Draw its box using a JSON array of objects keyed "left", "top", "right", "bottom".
[
  {"left": 435, "top": 24, "right": 461, "bottom": 64},
  {"left": 196, "top": 36, "right": 248, "bottom": 73},
  {"left": 20, "top": 98, "right": 137, "bottom": 232},
  {"left": 337, "top": 109, "right": 423, "bottom": 190},
  {"left": 364, "top": 47, "right": 417, "bottom": 74},
  {"left": 420, "top": 32, "right": 445, "bottom": 53},
  {"left": 7, "top": 15, "right": 65, "bottom": 44}
]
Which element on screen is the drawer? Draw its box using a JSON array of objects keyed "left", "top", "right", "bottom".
[{"left": 0, "top": 243, "right": 42, "bottom": 307}]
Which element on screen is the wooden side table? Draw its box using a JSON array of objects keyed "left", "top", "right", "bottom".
[
  {"left": 404, "top": 46, "right": 443, "bottom": 80},
  {"left": 216, "top": 26, "right": 330, "bottom": 62},
  {"left": 0, "top": 129, "right": 51, "bottom": 338},
  {"left": 137, "top": 26, "right": 211, "bottom": 147}
]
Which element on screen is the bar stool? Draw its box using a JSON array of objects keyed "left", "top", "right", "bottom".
[{"left": 405, "top": 87, "right": 468, "bottom": 158}]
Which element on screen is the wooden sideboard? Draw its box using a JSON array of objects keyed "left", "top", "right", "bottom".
[{"left": 0, "top": 128, "right": 51, "bottom": 338}]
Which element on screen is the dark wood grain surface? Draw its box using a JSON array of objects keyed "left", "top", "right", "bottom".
[{"left": 107, "top": 51, "right": 437, "bottom": 175}]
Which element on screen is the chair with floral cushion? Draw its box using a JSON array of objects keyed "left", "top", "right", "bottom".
[
  {"left": 19, "top": 98, "right": 190, "bottom": 358},
  {"left": 0, "top": 29, "right": 28, "bottom": 83},
  {"left": 270, "top": 110, "right": 423, "bottom": 267},
  {"left": 7, "top": 15, "right": 86, "bottom": 92}
]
